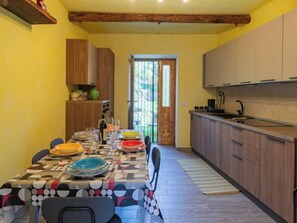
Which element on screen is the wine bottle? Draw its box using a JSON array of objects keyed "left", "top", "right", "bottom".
[{"left": 99, "top": 114, "right": 107, "bottom": 144}]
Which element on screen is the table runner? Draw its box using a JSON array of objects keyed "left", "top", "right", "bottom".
[{"left": 0, "top": 146, "right": 162, "bottom": 222}]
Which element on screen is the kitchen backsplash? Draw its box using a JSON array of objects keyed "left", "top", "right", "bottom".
[{"left": 218, "top": 82, "right": 297, "bottom": 125}]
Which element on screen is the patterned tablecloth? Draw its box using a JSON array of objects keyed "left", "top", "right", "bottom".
[{"left": 0, "top": 145, "right": 163, "bottom": 223}]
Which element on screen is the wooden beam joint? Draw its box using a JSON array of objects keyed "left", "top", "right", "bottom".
[{"left": 68, "top": 12, "right": 251, "bottom": 25}]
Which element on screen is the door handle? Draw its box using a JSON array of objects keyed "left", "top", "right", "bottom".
[{"left": 127, "top": 100, "right": 138, "bottom": 103}]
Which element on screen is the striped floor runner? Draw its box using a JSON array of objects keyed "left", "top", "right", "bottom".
[{"left": 178, "top": 159, "right": 239, "bottom": 195}]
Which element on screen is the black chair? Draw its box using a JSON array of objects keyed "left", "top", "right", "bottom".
[
  {"left": 31, "top": 149, "right": 50, "bottom": 164},
  {"left": 144, "top": 136, "right": 151, "bottom": 162},
  {"left": 42, "top": 197, "right": 121, "bottom": 223},
  {"left": 50, "top": 138, "right": 64, "bottom": 149},
  {"left": 150, "top": 147, "right": 161, "bottom": 192}
]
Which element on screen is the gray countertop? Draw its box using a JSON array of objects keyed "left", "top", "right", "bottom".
[{"left": 190, "top": 111, "right": 297, "bottom": 142}]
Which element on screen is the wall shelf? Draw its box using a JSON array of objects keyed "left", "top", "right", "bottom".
[{"left": 0, "top": 0, "right": 57, "bottom": 24}]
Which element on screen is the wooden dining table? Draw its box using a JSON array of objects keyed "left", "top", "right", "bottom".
[{"left": 0, "top": 133, "right": 163, "bottom": 223}]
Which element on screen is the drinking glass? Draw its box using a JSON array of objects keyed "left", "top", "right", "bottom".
[
  {"left": 85, "top": 127, "right": 95, "bottom": 155},
  {"left": 114, "top": 119, "right": 120, "bottom": 132}
]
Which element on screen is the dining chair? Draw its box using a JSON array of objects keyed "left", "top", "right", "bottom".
[
  {"left": 42, "top": 197, "right": 121, "bottom": 223},
  {"left": 150, "top": 147, "right": 161, "bottom": 192},
  {"left": 144, "top": 136, "right": 151, "bottom": 162},
  {"left": 50, "top": 137, "right": 64, "bottom": 149},
  {"left": 31, "top": 149, "right": 50, "bottom": 164}
]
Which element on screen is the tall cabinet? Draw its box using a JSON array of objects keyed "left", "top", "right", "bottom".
[{"left": 65, "top": 39, "right": 114, "bottom": 140}]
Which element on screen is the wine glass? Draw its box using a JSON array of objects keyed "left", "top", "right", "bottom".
[
  {"left": 114, "top": 119, "right": 120, "bottom": 133},
  {"left": 95, "top": 132, "right": 102, "bottom": 156}
]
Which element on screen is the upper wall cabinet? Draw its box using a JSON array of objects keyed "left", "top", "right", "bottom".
[
  {"left": 66, "top": 39, "right": 97, "bottom": 85},
  {"left": 204, "top": 49, "right": 219, "bottom": 87},
  {"left": 237, "top": 31, "right": 256, "bottom": 85},
  {"left": 255, "top": 17, "right": 283, "bottom": 83},
  {"left": 283, "top": 8, "right": 297, "bottom": 81},
  {"left": 217, "top": 41, "right": 237, "bottom": 87}
]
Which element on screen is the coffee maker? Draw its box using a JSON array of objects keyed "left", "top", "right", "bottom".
[{"left": 207, "top": 99, "right": 216, "bottom": 110}]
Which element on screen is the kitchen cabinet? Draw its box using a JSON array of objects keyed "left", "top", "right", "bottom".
[
  {"left": 66, "top": 39, "right": 97, "bottom": 85},
  {"left": 0, "top": 0, "right": 57, "bottom": 24},
  {"left": 217, "top": 41, "right": 237, "bottom": 87},
  {"left": 255, "top": 17, "right": 283, "bottom": 83},
  {"left": 207, "top": 119, "right": 221, "bottom": 167},
  {"left": 220, "top": 123, "right": 230, "bottom": 174},
  {"left": 204, "top": 50, "right": 219, "bottom": 88},
  {"left": 97, "top": 48, "right": 115, "bottom": 115},
  {"left": 191, "top": 112, "right": 296, "bottom": 222},
  {"left": 236, "top": 31, "right": 256, "bottom": 85},
  {"left": 190, "top": 114, "right": 200, "bottom": 153},
  {"left": 66, "top": 100, "right": 109, "bottom": 140},
  {"left": 243, "top": 130, "right": 260, "bottom": 198},
  {"left": 283, "top": 8, "right": 297, "bottom": 81},
  {"left": 260, "top": 135, "right": 295, "bottom": 223}
]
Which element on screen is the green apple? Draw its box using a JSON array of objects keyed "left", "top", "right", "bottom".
[{"left": 89, "top": 88, "right": 99, "bottom": 100}]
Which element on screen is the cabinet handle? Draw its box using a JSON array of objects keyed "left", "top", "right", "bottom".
[
  {"left": 293, "top": 187, "right": 297, "bottom": 207},
  {"left": 240, "top": 81, "right": 251, "bottom": 84},
  {"left": 232, "top": 139, "right": 243, "bottom": 146},
  {"left": 260, "top": 79, "right": 275, "bottom": 82},
  {"left": 90, "top": 82, "right": 96, "bottom": 85},
  {"left": 223, "top": 83, "right": 231, "bottom": 86},
  {"left": 289, "top": 77, "right": 297, "bottom": 80},
  {"left": 266, "top": 136, "right": 285, "bottom": 144},
  {"left": 208, "top": 84, "right": 215, "bottom": 87},
  {"left": 232, "top": 153, "right": 243, "bottom": 161}
]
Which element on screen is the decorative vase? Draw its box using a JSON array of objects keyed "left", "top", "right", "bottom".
[{"left": 89, "top": 88, "right": 99, "bottom": 100}]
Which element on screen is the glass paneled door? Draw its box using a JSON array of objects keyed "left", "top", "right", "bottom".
[{"left": 128, "top": 57, "right": 176, "bottom": 144}]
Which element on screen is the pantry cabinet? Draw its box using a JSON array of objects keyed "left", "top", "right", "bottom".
[
  {"left": 283, "top": 8, "right": 297, "bottom": 81},
  {"left": 97, "top": 48, "right": 115, "bottom": 115},
  {"left": 66, "top": 39, "right": 97, "bottom": 85},
  {"left": 255, "top": 17, "right": 283, "bottom": 83}
]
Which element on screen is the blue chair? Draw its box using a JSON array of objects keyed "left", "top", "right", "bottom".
[
  {"left": 42, "top": 197, "right": 121, "bottom": 223},
  {"left": 50, "top": 138, "right": 64, "bottom": 149},
  {"left": 150, "top": 147, "right": 161, "bottom": 191},
  {"left": 32, "top": 149, "right": 49, "bottom": 164},
  {"left": 144, "top": 136, "right": 151, "bottom": 162}
]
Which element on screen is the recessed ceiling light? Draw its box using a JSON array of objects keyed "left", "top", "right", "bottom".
[
  {"left": 158, "top": 0, "right": 163, "bottom": 2},
  {"left": 183, "top": 0, "right": 189, "bottom": 2}
]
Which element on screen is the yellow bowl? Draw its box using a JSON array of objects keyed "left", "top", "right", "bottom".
[{"left": 55, "top": 143, "right": 81, "bottom": 154}]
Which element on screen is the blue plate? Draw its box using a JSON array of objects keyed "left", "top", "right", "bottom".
[{"left": 70, "top": 158, "right": 107, "bottom": 172}]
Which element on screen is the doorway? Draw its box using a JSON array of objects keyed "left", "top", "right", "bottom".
[{"left": 128, "top": 56, "right": 176, "bottom": 145}]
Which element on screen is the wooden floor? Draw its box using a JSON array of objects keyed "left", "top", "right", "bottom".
[
  {"left": 14, "top": 144, "right": 276, "bottom": 223},
  {"left": 116, "top": 144, "right": 276, "bottom": 223}
]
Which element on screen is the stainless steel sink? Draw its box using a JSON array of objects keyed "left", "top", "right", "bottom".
[{"left": 209, "top": 113, "right": 246, "bottom": 119}]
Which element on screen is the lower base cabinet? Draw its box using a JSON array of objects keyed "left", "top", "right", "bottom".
[
  {"left": 260, "top": 135, "right": 295, "bottom": 223},
  {"left": 190, "top": 112, "right": 296, "bottom": 223}
]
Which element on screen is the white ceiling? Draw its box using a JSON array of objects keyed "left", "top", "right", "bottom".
[{"left": 59, "top": 0, "right": 272, "bottom": 34}]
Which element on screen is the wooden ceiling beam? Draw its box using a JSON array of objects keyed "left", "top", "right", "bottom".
[{"left": 68, "top": 12, "right": 251, "bottom": 25}]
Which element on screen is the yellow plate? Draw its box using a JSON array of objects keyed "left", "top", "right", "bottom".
[
  {"left": 122, "top": 131, "right": 140, "bottom": 138},
  {"left": 50, "top": 145, "right": 84, "bottom": 157},
  {"left": 54, "top": 143, "right": 81, "bottom": 154}
]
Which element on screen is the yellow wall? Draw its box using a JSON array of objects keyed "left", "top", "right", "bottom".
[
  {"left": 219, "top": 0, "right": 297, "bottom": 44},
  {"left": 90, "top": 34, "right": 217, "bottom": 148},
  {"left": 0, "top": 0, "right": 88, "bottom": 184}
]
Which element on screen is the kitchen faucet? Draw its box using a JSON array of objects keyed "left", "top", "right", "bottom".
[{"left": 236, "top": 100, "right": 244, "bottom": 116}]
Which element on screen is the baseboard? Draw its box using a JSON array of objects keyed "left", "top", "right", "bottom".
[{"left": 176, "top": 147, "right": 192, "bottom": 153}]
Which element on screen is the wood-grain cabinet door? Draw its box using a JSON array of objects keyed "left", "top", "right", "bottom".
[
  {"left": 283, "top": 8, "right": 297, "bottom": 81},
  {"left": 204, "top": 50, "right": 219, "bottom": 88},
  {"left": 66, "top": 39, "right": 97, "bottom": 85},
  {"left": 237, "top": 31, "right": 256, "bottom": 85},
  {"left": 260, "top": 135, "right": 295, "bottom": 223},
  {"left": 255, "top": 17, "right": 282, "bottom": 83},
  {"left": 207, "top": 120, "right": 220, "bottom": 167},
  {"left": 66, "top": 101, "right": 103, "bottom": 140}
]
